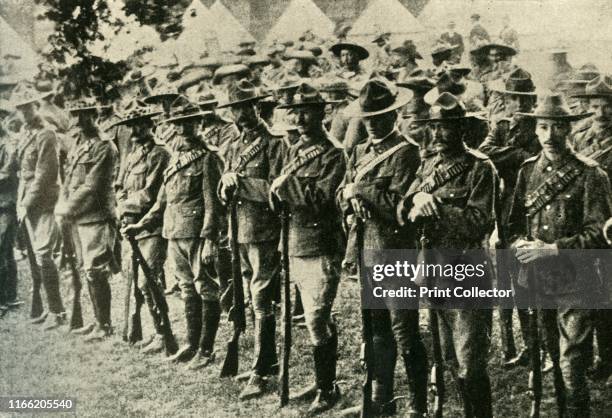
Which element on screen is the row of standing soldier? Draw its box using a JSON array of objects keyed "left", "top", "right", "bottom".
[{"left": 1, "top": 39, "right": 612, "bottom": 418}]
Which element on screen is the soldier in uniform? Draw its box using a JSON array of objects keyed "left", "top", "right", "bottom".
[
  {"left": 269, "top": 83, "right": 345, "bottom": 414},
  {"left": 338, "top": 79, "right": 428, "bottom": 417},
  {"left": 478, "top": 68, "right": 539, "bottom": 367},
  {"left": 508, "top": 93, "right": 611, "bottom": 417},
  {"left": 391, "top": 41, "right": 423, "bottom": 84},
  {"left": 124, "top": 104, "right": 223, "bottom": 369},
  {"left": 0, "top": 102, "right": 20, "bottom": 313},
  {"left": 114, "top": 104, "right": 173, "bottom": 354},
  {"left": 55, "top": 98, "right": 118, "bottom": 341},
  {"left": 570, "top": 75, "right": 612, "bottom": 382},
  {"left": 12, "top": 87, "right": 66, "bottom": 330},
  {"left": 439, "top": 21, "right": 464, "bottom": 63},
  {"left": 398, "top": 92, "right": 498, "bottom": 418},
  {"left": 329, "top": 42, "right": 370, "bottom": 88},
  {"left": 217, "top": 80, "right": 284, "bottom": 400}
]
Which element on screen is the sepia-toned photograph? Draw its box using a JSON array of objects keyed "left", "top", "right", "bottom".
[{"left": 1, "top": 0, "right": 612, "bottom": 416}]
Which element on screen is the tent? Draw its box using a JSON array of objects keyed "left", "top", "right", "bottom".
[
  {"left": 174, "top": 0, "right": 219, "bottom": 61},
  {"left": 350, "top": 0, "right": 427, "bottom": 43},
  {"left": 264, "top": 0, "right": 335, "bottom": 43},
  {"left": 208, "top": 0, "right": 255, "bottom": 51},
  {"left": 0, "top": 15, "right": 39, "bottom": 80}
]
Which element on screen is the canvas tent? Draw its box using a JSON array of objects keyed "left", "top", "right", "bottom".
[
  {"left": 350, "top": 0, "right": 427, "bottom": 43},
  {"left": 208, "top": 0, "right": 255, "bottom": 51},
  {"left": 265, "top": 0, "right": 335, "bottom": 44},
  {"left": 174, "top": 0, "right": 219, "bottom": 61},
  {"left": 0, "top": 15, "right": 39, "bottom": 80}
]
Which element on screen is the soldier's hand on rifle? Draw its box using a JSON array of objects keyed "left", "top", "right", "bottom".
[
  {"left": 514, "top": 238, "right": 559, "bottom": 263},
  {"left": 121, "top": 222, "right": 143, "bottom": 238},
  {"left": 220, "top": 172, "right": 240, "bottom": 202},
  {"left": 350, "top": 197, "right": 371, "bottom": 220},
  {"left": 410, "top": 192, "right": 441, "bottom": 221},
  {"left": 201, "top": 239, "right": 217, "bottom": 266},
  {"left": 396, "top": 198, "right": 410, "bottom": 226}
]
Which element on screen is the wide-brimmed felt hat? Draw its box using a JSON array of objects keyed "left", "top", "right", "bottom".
[
  {"left": 266, "top": 44, "right": 286, "bottom": 57},
  {"left": 470, "top": 42, "right": 517, "bottom": 57},
  {"left": 415, "top": 92, "right": 469, "bottom": 122},
  {"left": 573, "top": 63, "right": 599, "bottom": 82},
  {"left": 516, "top": 94, "right": 592, "bottom": 121},
  {"left": 329, "top": 42, "right": 370, "bottom": 61},
  {"left": 390, "top": 40, "right": 423, "bottom": 60},
  {"left": 319, "top": 79, "right": 358, "bottom": 98},
  {"left": 559, "top": 79, "right": 589, "bottom": 97},
  {"left": 300, "top": 42, "right": 323, "bottom": 57},
  {"left": 236, "top": 47, "right": 256, "bottom": 57},
  {"left": 275, "top": 77, "right": 302, "bottom": 93},
  {"left": 196, "top": 92, "right": 219, "bottom": 109},
  {"left": 372, "top": 32, "right": 391, "bottom": 44},
  {"left": 143, "top": 84, "right": 180, "bottom": 104},
  {"left": 283, "top": 49, "right": 318, "bottom": 64},
  {"left": 429, "top": 72, "right": 466, "bottom": 98},
  {"left": 431, "top": 42, "right": 458, "bottom": 57},
  {"left": 0, "top": 75, "right": 20, "bottom": 87},
  {"left": 239, "top": 40, "right": 256, "bottom": 49},
  {"left": 159, "top": 104, "right": 212, "bottom": 125},
  {"left": 489, "top": 68, "right": 537, "bottom": 96},
  {"left": 570, "top": 75, "right": 612, "bottom": 99},
  {"left": 66, "top": 97, "right": 111, "bottom": 113},
  {"left": 396, "top": 69, "right": 436, "bottom": 93},
  {"left": 212, "top": 64, "right": 251, "bottom": 85},
  {"left": 124, "top": 67, "right": 155, "bottom": 84},
  {"left": 278, "top": 83, "right": 336, "bottom": 109},
  {"left": 246, "top": 55, "right": 271, "bottom": 66},
  {"left": 447, "top": 64, "right": 471, "bottom": 78},
  {"left": 113, "top": 105, "right": 162, "bottom": 127},
  {"left": 344, "top": 78, "right": 413, "bottom": 118},
  {"left": 217, "top": 79, "right": 271, "bottom": 109}
]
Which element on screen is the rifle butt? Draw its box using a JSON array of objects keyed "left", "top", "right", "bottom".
[{"left": 220, "top": 337, "right": 239, "bottom": 377}]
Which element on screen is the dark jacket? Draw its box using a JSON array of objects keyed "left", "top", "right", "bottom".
[
  {"left": 223, "top": 123, "right": 284, "bottom": 244},
  {"left": 478, "top": 117, "right": 540, "bottom": 225},
  {"left": 116, "top": 140, "right": 169, "bottom": 239},
  {"left": 17, "top": 127, "right": 60, "bottom": 214},
  {"left": 140, "top": 137, "right": 223, "bottom": 240},
  {"left": 338, "top": 131, "right": 420, "bottom": 251},
  {"left": 275, "top": 136, "right": 345, "bottom": 257},
  {"left": 507, "top": 151, "right": 612, "bottom": 300},
  {"left": 60, "top": 134, "right": 118, "bottom": 224}
]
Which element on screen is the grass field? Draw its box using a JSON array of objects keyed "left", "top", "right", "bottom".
[{"left": 2, "top": 259, "right": 612, "bottom": 418}]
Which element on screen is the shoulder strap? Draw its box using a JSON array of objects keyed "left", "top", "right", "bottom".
[
  {"left": 164, "top": 149, "right": 207, "bottom": 184},
  {"left": 17, "top": 130, "right": 37, "bottom": 161},
  {"left": 281, "top": 145, "right": 325, "bottom": 176},
  {"left": 354, "top": 142, "right": 407, "bottom": 183},
  {"left": 525, "top": 158, "right": 584, "bottom": 217}
]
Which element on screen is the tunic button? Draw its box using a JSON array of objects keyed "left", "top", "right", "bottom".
[
  {"left": 543, "top": 225, "right": 549, "bottom": 230},
  {"left": 238, "top": 200, "right": 243, "bottom": 205},
  {"left": 313, "top": 222, "right": 318, "bottom": 227},
  {"left": 545, "top": 205, "right": 551, "bottom": 210},
  {"left": 546, "top": 166, "right": 552, "bottom": 172},
  {"left": 450, "top": 193, "right": 454, "bottom": 197}
]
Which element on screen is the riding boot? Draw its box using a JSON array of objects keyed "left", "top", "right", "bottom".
[
  {"left": 402, "top": 340, "right": 428, "bottom": 416},
  {"left": 40, "top": 259, "right": 65, "bottom": 315},
  {"left": 308, "top": 326, "right": 340, "bottom": 414},
  {"left": 166, "top": 295, "right": 201, "bottom": 363},
  {"left": 372, "top": 336, "right": 397, "bottom": 415},
  {"left": 262, "top": 314, "right": 279, "bottom": 375},
  {"left": 465, "top": 374, "right": 492, "bottom": 418},
  {"left": 186, "top": 300, "right": 220, "bottom": 370}
]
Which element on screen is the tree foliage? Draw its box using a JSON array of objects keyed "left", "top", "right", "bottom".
[{"left": 123, "top": 0, "right": 189, "bottom": 41}]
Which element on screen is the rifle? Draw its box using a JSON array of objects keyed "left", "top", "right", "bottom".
[
  {"left": 122, "top": 254, "right": 132, "bottom": 341},
  {"left": 126, "top": 236, "right": 179, "bottom": 355},
  {"left": 19, "top": 221, "right": 43, "bottom": 319},
  {"left": 59, "top": 223, "right": 83, "bottom": 330},
  {"left": 421, "top": 227, "right": 444, "bottom": 418},
  {"left": 523, "top": 214, "right": 542, "bottom": 418},
  {"left": 279, "top": 203, "right": 292, "bottom": 407},
  {"left": 220, "top": 198, "right": 246, "bottom": 377},
  {"left": 355, "top": 217, "right": 374, "bottom": 418},
  {"left": 127, "top": 240, "right": 144, "bottom": 344}
]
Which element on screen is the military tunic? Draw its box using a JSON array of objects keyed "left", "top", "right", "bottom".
[
  {"left": 507, "top": 150, "right": 612, "bottom": 415},
  {"left": 274, "top": 136, "right": 345, "bottom": 346},
  {"left": 139, "top": 136, "right": 223, "bottom": 300},
  {"left": 338, "top": 131, "right": 425, "bottom": 408},
  {"left": 116, "top": 141, "right": 170, "bottom": 305}
]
